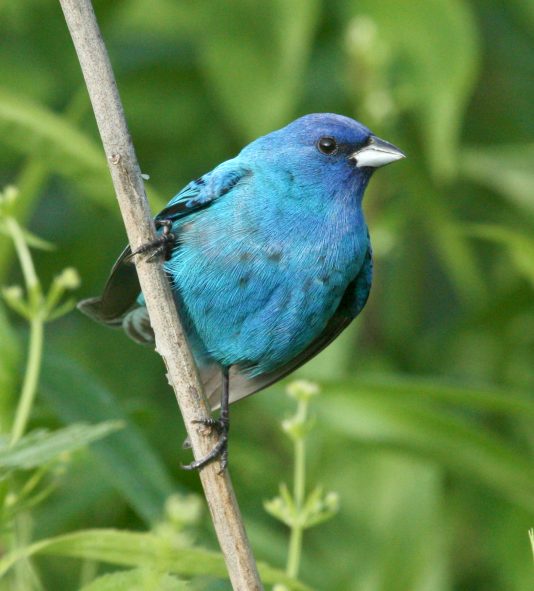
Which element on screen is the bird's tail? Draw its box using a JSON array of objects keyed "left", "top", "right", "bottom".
[
  {"left": 77, "top": 296, "right": 122, "bottom": 327},
  {"left": 78, "top": 297, "right": 154, "bottom": 345}
]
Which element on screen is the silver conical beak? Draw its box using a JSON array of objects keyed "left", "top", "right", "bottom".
[{"left": 350, "top": 136, "right": 406, "bottom": 169}]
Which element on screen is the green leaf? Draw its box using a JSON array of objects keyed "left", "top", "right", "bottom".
[
  {"left": 0, "top": 422, "right": 122, "bottom": 471},
  {"left": 197, "top": 0, "right": 320, "bottom": 140},
  {"left": 346, "top": 0, "right": 480, "bottom": 180},
  {"left": 301, "top": 486, "right": 339, "bottom": 529},
  {"left": 0, "top": 529, "right": 312, "bottom": 591},
  {"left": 460, "top": 144, "right": 534, "bottom": 216},
  {"left": 264, "top": 483, "right": 296, "bottom": 527},
  {"left": 79, "top": 568, "right": 189, "bottom": 591},
  {"left": 318, "top": 382, "right": 534, "bottom": 512},
  {"left": 41, "top": 355, "right": 177, "bottom": 524},
  {"left": 0, "top": 87, "right": 111, "bottom": 202}
]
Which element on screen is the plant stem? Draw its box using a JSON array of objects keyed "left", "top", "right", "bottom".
[
  {"left": 10, "top": 317, "right": 44, "bottom": 447},
  {"left": 286, "top": 399, "right": 307, "bottom": 579},
  {"left": 5, "top": 216, "right": 44, "bottom": 447},
  {"left": 0, "top": 161, "right": 47, "bottom": 283},
  {"left": 5, "top": 218, "right": 39, "bottom": 298}
]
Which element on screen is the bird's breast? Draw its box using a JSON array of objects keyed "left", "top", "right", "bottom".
[{"left": 165, "top": 187, "right": 367, "bottom": 372}]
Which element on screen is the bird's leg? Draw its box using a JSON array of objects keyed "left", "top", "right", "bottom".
[
  {"left": 182, "top": 367, "right": 230, "bottom": 473},
  {"left": 127, "top": 219, "right": 175, "bottom": 262}
]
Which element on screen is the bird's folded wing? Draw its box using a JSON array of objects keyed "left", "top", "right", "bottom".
[{"left": 78, "top": 159, "right": 251, "bottom": 327}]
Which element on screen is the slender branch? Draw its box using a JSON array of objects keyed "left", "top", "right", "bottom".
[{"left": 58, "top": 2, "right": 263, "bottom": 589}]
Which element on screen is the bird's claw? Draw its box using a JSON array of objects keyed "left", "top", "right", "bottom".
[
  {"left": 181, "top": 417, "right": 229, "bottom": 473},
  {"left": 127, "top": 219, "right": 175, "bottom": 262}
]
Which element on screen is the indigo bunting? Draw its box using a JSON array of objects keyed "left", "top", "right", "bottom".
[{"left": 79, "top": 113, "right": 405, "bottom": 470}]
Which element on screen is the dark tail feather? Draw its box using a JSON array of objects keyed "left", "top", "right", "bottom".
[
  {"left": 78, "top": 296, "right": 154, "bottom": 345},
  {"left": 77, "top": 297, "right": 123, "bottom": 327}
]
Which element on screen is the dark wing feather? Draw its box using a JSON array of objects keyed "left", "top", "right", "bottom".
[
  {"left": 208, "top": 244, "right": 374, "bottom": 408},
  {"left": 155, "top": 164, "right": 246, "bottom": 222}
]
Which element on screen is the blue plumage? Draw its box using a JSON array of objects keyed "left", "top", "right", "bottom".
[{"left": 79, "top": 113, "right": 404, "bottom": 469}]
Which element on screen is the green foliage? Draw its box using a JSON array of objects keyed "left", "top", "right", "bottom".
[
  {"left": 0, "top": 422, "right": 123, "bottom": 473},
  {"left": 0, "top": 1, "right": 533, "bottom": 589},
  {"left": 40, "top": 355, "right": 178, "bottom": 525},
  {"left": 78, "top": 569, "right": 189, "bottom": 591},
  {"left": 465, "top": 224, "right": 534, "bottom": 288},
  {"left": 460, "top": 144, "right": 534, "bottom": 215},
  {"left": 265, "top": 381, "right": 339, "bottom": 580},
  {"left": 0, "top": 528, "right": 310, "bottom": 591},
  {"left": 0, "top": 89, "right": 111, "bottom": 204},
  {"left": 319, "top": 384, "right": 534, "bottom": 512},
  {"left": 195, "top": 0, "right": 321, "bottom": 140},
  {"left": 345, "top": 0, "right": 480, "bottom": 180}
]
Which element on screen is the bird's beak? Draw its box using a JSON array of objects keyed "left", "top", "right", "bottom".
[{"left": 349, "top": 136, "right": 406, "bottom": 169}]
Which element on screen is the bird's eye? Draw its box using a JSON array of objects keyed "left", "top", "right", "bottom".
[{"left": 316, "top": 137, "right": 338, "bottom": 155}]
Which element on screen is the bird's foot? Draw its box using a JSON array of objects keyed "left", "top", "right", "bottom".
[
  {"left": 181, "top": 417, "right": 229, "bottom": 473},
  {"left": 128, "top": 219, "right": 175, "bottom": 262}
]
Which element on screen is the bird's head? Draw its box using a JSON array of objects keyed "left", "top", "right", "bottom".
[{"left": 243, "top": 113, "right": 405, "bottom": 199}]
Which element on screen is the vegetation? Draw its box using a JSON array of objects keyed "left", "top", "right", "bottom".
[{"left": 1, "top": 1, "right": 533, "bottom": 589}]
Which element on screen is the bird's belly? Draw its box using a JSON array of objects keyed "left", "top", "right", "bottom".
[{"left": 166, "top": 229, "right": 363, "bottom": 374}]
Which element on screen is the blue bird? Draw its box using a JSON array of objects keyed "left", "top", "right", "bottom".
[{"left": 79, "top": 113, "right": 405, "bottom": 470}]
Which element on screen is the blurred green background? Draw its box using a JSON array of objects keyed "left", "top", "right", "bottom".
[{"left": 1, "top": 0, "right": 534, "bottom": 589}]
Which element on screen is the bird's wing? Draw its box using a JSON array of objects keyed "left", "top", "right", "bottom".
[
  {"left": 77, "top": 160, "right": 250, "bottom": 327},
  {"left": 155, "top": 161, "right": 248, "bottom": 222},
  {"left": 207, "top": 242, "right": 374, "bottom": 408}
]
